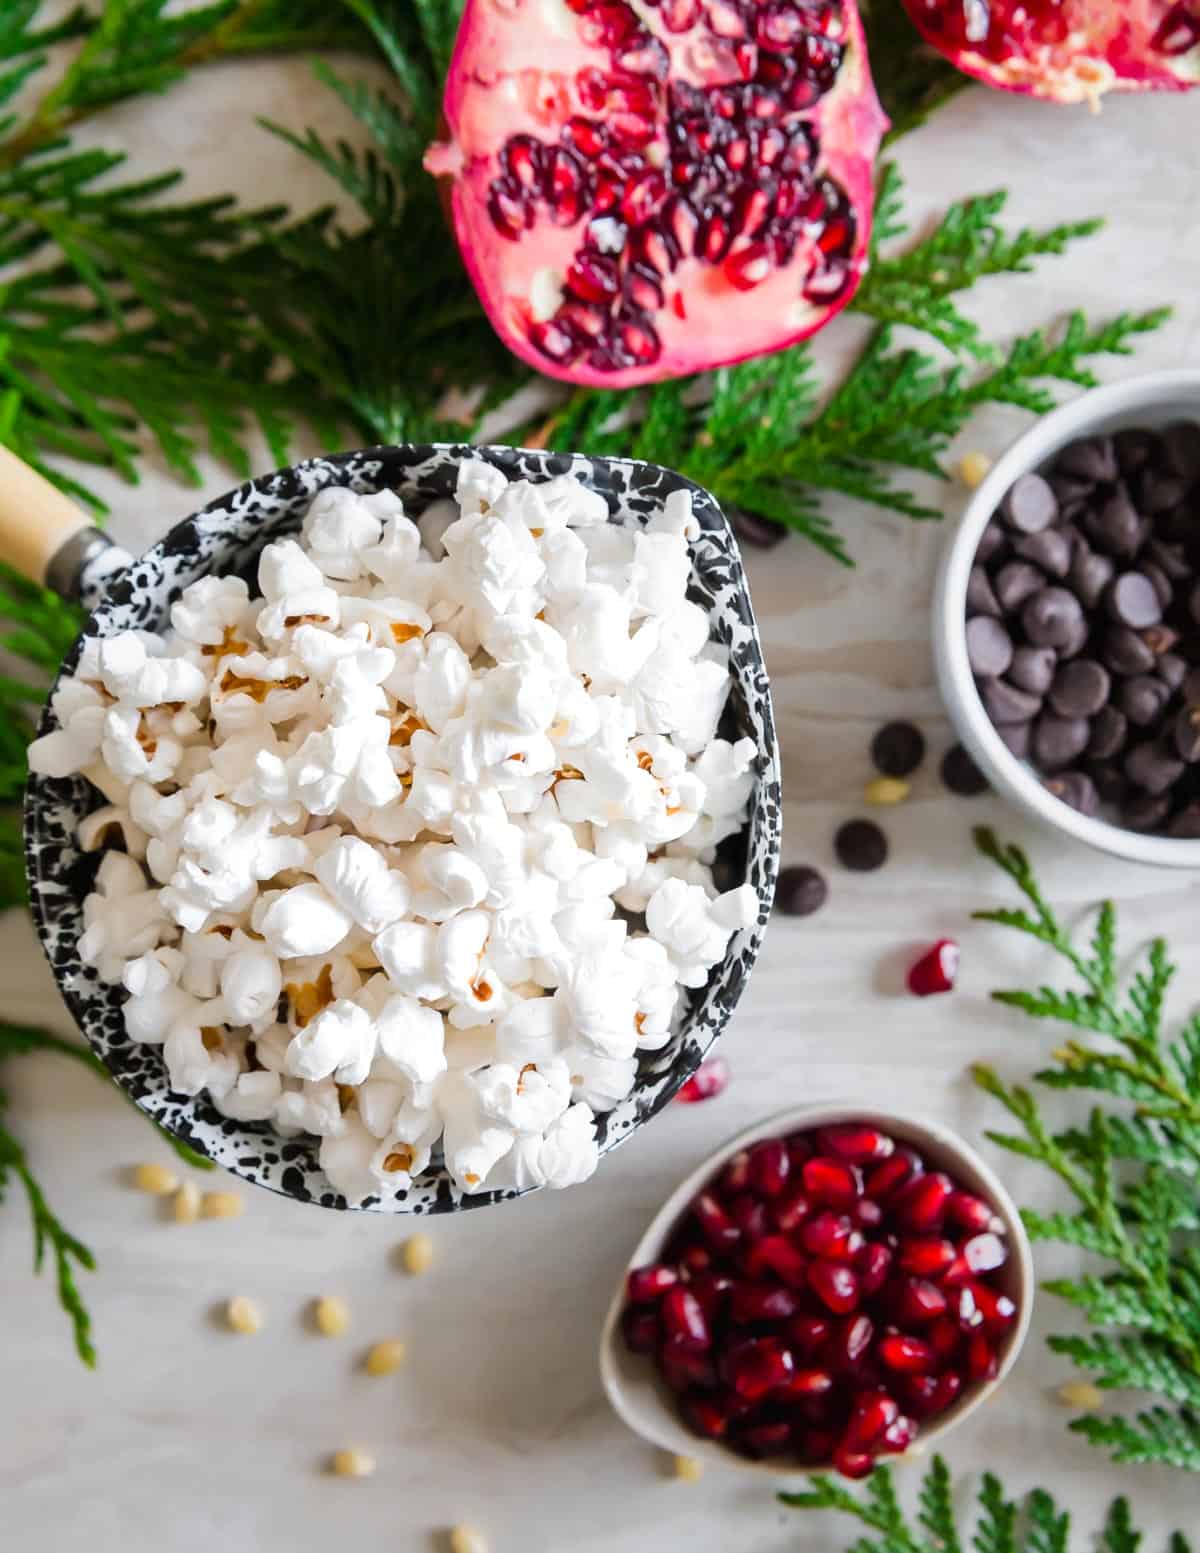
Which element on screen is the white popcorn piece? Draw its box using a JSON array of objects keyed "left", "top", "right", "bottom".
[
  {"left": 216, "top": 1069, "right": 283, "bottom": 1122},
  {"left": 372, "top": 919, "right": 446, "bottom": 1001},
  {"left": 274, "top": 1076, "right": 346, "bottom": 1138},
  {"left": 164, "top": 1010, "right": 239, "bottom": 1099},
  {"left": 97, "top": 633, "right": 207, "bottom": 708},
  {"left": 499, "top": 1100, "right": 600, "bottom": 1191},
  {"left": 220, "top": 945, "right": 283, "bottom": 1027},
  {"left": 437, "top": 1071, "right": 516, "bottom": 1193},
  {"left": 314, "top": 835, "right": 410, "bottom": 934},
  {"left": 472, "top": 1057, "right": 572, "bottom": 1135},
  {"left": 170, "top": 574, "right": 253, "bottom": 646},
  {"left": 256, "top": 882, "right": 354, "bottom": 959},
  {"left": 455, "top": 457, "right": 509, "bottom": 516},
  {"left": 301, "top": 487, "right": 383, "bottom": 580},
  {"left": 373, "top": 994, "right": 447, "bottom": 1087},
  {"left": 286, "top": 998, "right": 377, "bottom": 1087},
  {"left": 76, "top": 804, "right": 148, "bottom": 860},
  {"left": 318, "top": 1113, "right": 380, "bottom": 1203},
  {"left": 79, "top": 852, "right": 171, "bottom": 983},
  {"left": 646, "top": 878, "right": 758, "bottom": 988}
]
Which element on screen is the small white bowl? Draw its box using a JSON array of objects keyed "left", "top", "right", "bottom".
[
  {"left": 934, "top": 369, "right": 1200, "bottom": 868},
  {"left": 598, "top": 1102, "right": 1033, "bottom": 1477}
]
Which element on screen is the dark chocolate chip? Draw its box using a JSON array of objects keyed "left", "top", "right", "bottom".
[
  {"left": 1087, "top": 705, "right": 1128, "bottom": 761},
  {"left": 966, "top": 616, "right": 1014, "bottom": 678},
  {"left": 1125, "top": 738, "right": 1185, "bottom": 796},
  {"left": 1022, "top": 587, "right": 1085, "bottom": 649},
  {"left": 731, "top": 508, "right": 787, "bottom": 549},
  {"left": 871, "top": 721, "right": 926, "bottom": 778},
  {"left": 1058, "top": 614, "right": 1091, "bottom": 660},
  {"left": 982, "top": 678, "right": 1042, "bottom": 725},
  {"left": 1001, "top": 472, "right": 1058, "bottom": 534},
  {"left": 1056, "top": 435, "right": 1117, "bottom": 484},
  {"left": 834, "top": 819, "right": 888, "bottom": 872},
  {"left": 1137, "top": 468, "right": 1187, "bottom": 516},
  {"left": 1116, "top": 674, "right": 1172, "bottom": 728},
  {"left": 1013, "top": 527, "right": 1072, "bottom": 578},
  {"left": 1084, "top": 489, "right": 1142, "bottom": 557},
  {"left": 966, "top": 565, "right": 1001, "bottom": 618},
  {"left": 1158, "top": 653, "right": 1188, "bottom": 692},
  {"left": 1167, "top": 804, "right": 1200, "bottom": 838},
  {"left": 775, "top": 864, "right": 828, "bottom": 916},
  {"left": 975, "top": 522, "right": 1007, "bottom": 565},
  {"left": 1123, "top": 792, "right": 1171, "bottom": 832},
  {"left": 1144, "top": 537, "right": 1191, "bottom": 581},
  {"left": 1049, "top": 658, "right": 1110, "bottom": 718},
  {"left": 1183, "top": 667, "right": 1200, "bottom": 704},
  {"left": 1174, "top": 704, "right": 1200, "bottom": 763},
  {"left": 1139, "top": 561, "right": 1173, "bottom": 612},
  {"left": 1067, "top": 544, "right": 1115, "bottom": 610},
  {"left": 1049, "top": 472, "right": 1094, "bottom": 512},
  {"left": 1033, "top": 714, "right": 1091, "bottom": 771},
  {"left": 1102, "top": 626, "right": 1157, "bottom": 677},
  {"left": 1161, "top": 420, "right": 1200, "bottom": 485},
  {"left": 1042, "top": 770, "right": 1099, "bottom": 817},
  {"left": 1113, "top": 426, "right": 1161, "bottom": 477},
  {"left": 1086, "top": 760, "right": 1128, "bottom": 806},
  {"left": 1106, "top": 573, "right": 1162, "bottom": 629},
  {"left": 941, "top": 743, "right": 988, "bottom": 796},
  {"left": 997, "top": 722, "right": 1031, "bottom": 759},
  {"left": 994, "top": 561, "right": 1045, "bottom": 613},
  {"left": 1190, "top": 581, "right": 1200, "bottom": 626},
  {"left": 1009, "top": 645, "right": 1058, "bottom": 696}
]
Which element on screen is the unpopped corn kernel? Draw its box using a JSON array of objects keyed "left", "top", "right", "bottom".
[
  {"left": 133, "top": 1162, "right": 179, "bottom": 1196},
  {"left": 201, "top": 1190, "right": 245, "bottom": 1220},
  {"left": 314, "top": 1295, "right": 350, "bottom": 1337},
  {"left": 449, "top": 1526, "right": 488, "bottom": 1553},
  {"left": 1057, "top": 1380, "right": 1104, "bottom": 1411},
  {"left": 226, "top": 1295, "right": 264, "bottom": 1335},
  {"left": 673, "top": 1453, "right": 704, "bottom": 1482},
  {"left": 365, "top": 1339, "right": 407, "bottom": 1375},
  {"left": 403, "top": 1232, "right": 433, "bottom": 1276},
  {"left": 958, "top": 451, "right": 992, "bottom": 488},
  {"left": 864, "top": 776, "right": 911, "bottom": 806},
  {"left": 173, "top": 1180, "right": 201, "bottom": 1223},
  {"left": 331, "top": 1448, "right": 375, "bottom": 1479}
]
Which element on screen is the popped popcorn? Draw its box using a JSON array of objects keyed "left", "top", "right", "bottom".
[{"left": 32, "top": 467, "right": 759, "bottom": 1203}]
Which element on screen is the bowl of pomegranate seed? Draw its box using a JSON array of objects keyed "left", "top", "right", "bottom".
[{"left": 599, "top": 1103, "right": 1032, "bottom": 1478}]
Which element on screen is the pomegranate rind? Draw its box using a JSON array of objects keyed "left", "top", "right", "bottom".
[
  {"left": 901, "top": 0, "right": 1200, "bottom": 104},
  {"left": 430, "top": 0, "right": 888, "bottom": 387}
]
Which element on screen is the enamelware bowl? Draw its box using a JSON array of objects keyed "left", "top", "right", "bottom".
[
  {"left": 598, "top": 1101, "right": 1033, "bottom": 1476},
  {"left": 23, "top": 444, "right": 782, "bottom": 1213},
  {"left": 934, "top": 368, "right": 1200, "bottom": 868}
]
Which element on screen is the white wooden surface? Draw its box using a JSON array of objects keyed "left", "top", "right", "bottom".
[{"left": 3, "top": 45, "right": 1200, "bottom": 1553}]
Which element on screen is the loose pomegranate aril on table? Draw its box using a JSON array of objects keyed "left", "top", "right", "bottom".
[
  {"left": 832, "top": 1444, "right": 875, "bottom": 1479},
  {"left": 907, "top": 939, "right": 960, "bottom": 996},
  {"left": 676, "top": 1056, "right": 730, "bottom": 1104},
  {"left": 627, "top": 1263, "right": 679, "bottom": 1303}
]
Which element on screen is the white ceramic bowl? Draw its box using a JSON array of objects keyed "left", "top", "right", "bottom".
[
  {"left": 598, "top": 1102, "right": 1033, "bottom": 1477},
  {"left": 934, "top": 369, "right": 1200, "bottom": 867}
]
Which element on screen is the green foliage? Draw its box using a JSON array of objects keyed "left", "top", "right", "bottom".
[
  {"left": 972, "top": 827, "right": 1200, "bottom": 1473},
  {"left": 780, "top": 1456, "right": 1190, "bottom": 1553},
  {"left": 860, "top": 0, "right": 970, "bottom": 142}
]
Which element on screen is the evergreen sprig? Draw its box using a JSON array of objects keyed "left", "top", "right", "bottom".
[
  {"left": 780, "top": 1455, "right": 1191, "bottom": 1553},
  {"left": 972, "top": 827, "right": 1200, "bottom": 1473}
]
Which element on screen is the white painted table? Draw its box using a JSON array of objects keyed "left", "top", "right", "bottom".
[{"left": 3, "top": 48, "right": 1200, "bottom": 1553}]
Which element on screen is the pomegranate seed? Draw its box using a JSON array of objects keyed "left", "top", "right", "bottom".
[
  {"left": 818, "top": 1125, "right": 896, "bottom": 1164},
  {"left": 620, "top": 169, "right": 667, "bottom": 226},
  {"left": 772, "top": 1186, "right": 812, "bottom": 1233},
  {"left": 834, "top": 1312, "right": 875, "bottom": 1368},
  {"left": 754, "top": 125, "right": 788, "bottom": 167},
  {"left": 972, "top": 1281, "right": 1018, "bottom": 1332},
  {"left": 896, "top": 1277, "right": 948, "bottom": 1325},
  {"left": 941, "top": 1253, "right": 972, "bottom": 1287},
  {"left": 620, "top": 1306, "right": 659, "bottom": 1353},
  {"left": 501, "top": 134, "right": 545, "bottom": 191},
  {"left": 563, "top": 116, "right": 608, "bottom": 159},
  {"left": 802, "top": 1156, "right": 861, "bottom": 1210},
  {"left": 566, "top": 250, "right": 620, "bottom": 302},
  {"left": 801, "top": 1210, "right": 855, "bottom": 1259},
  {"left": 544, "top": 146, "right": 587, "bottom": 226},
  {"left": 676, "top": 1056, "right": 729, "bottom": 1103},
  {"left": 574, "top": 66, "right": 608, "bottom": 110},
  {"left": 725, "top": 135, "right": 751, "bottom": 172},
  {"left": 686, "top": 1271, "right": 733, "bottom": 1323},
  {"left": 963, "top": 1232, "right": 1008, "bottom": 1274},
  {"left": 624, "top": 266, "right": 664, "bottom": 313},
  {"left": 945, "top": 1189, "right": 1003, "bottom": 1235},
  {"left": 698, "top": 211, "right": 733, "bottom": 264},
  {"left": 857, "top": 1242, "right": 893, "bottom": 1295},
  {"left": 899, "top": 1236, "right": 957, "bottom": 1277},
  {"left": 785, "top": 1133, "right": 814, "bottom": 1168},
  {"left": 878, "top": 1334, "right": 935, "bottom": 1374},
  {"left": 845, "top": 1388, "right": 899, "bottom": 1448},
  {"left": 662, "top": 1286, "right": 711, "bottom": 1351},
  {"left": 609, "top": 112, "right": 656, "bottom": 150},
  {"left": 966, "top": 1331, "right": 999, "bottom": 1382},
  {"left": 660, "top": 1334, "right": 717, "bottom": 1392},
  {"left": 618, "top": 314, "right": 661, "bottom": 365},
  {"left": 661, "top": 0, "right": 699, "bottom": 29},
  {"left": 559, "top": 299, "right": 607, "bottom": 339},
  {"left": 719, "top": 1150, "right": 752, "bottom": 1197},
  {"left": 746, "top": 1234, "right": 808, "bottom": 1289},
  {"left": 789, "top": 1367, "right": 835, "bottom": 1397},
  {"left": 627, "top": 1263, "right": 678, "bottom": 1303},
  {"left": 678, "top": 1244, "right": 711, "bottom": 1274},
  {"left": 615, "top": 34, "right": 670, "bottom": 77},
  {"left": 527, "top": 318, "right": 581, "bottom": 364},
  {"left": 833, "top": 1444, "right": 875, "bottom": 1479},
  {"left": 907, "top": 938, "right": 960, "bottom": 996},
  {"left": 854, "top": 1197, "right": 884, "bottom": 1229},
  {"left": 724, "top": 240, "right": 773, "bottom": 291},
  {"left": 722, "top": 1336, "right": 796, "bottom": 1400},
  {"left": 607, "top": 80, "right": 656, "bottom": 115},
  {"left": 787, "top": 1314, "right": 831, "bottom": 1356},
  {"left": 735, "top": 1418, "right": 793, "bottom": 1458},
  {"left": 865, "top": 1147, "right": 922, "bottom": 1202},
  {"left": 928, "top": 1317, "right": 962, "bottom": 1362},
  {"left": 903, "top": 1373, "right": 939, "bottom": 1417},
  {"left": 896, "top": 1172, "right": 953, "bottom": 1232},
  {"left": 729, "top": 1281, "right": 801, "bottom": 1324},
  {"left": 748, "top": 1137, "right": 791, "bottom": 1198},
  {"left": 682, "top": 1393, "right": 729, "bottom": 1439},
  {"left": 880, "top": 1413, "right": 918, "bottom": 1454},
  {"left": 928, "top": 1370, "right": 965, "bottom": 1413},
  {"left": 808, "top": 1260, "right": 860, "bottom": 1315},
  {"left": 1153, "top": 4, "right": 1200, "bottom": 53},
  {"left": 487, "top": 179, "right": 532, "bottom": 240},
  {"left": 693, "top": 1190, "right": 740, "bottom": 1253},
  {"left": 952, "top": 1283, "right": 985, "bottom": 1331},
  {"left": 728, "top": 1192, "right": 771, "bottom": 1243}
]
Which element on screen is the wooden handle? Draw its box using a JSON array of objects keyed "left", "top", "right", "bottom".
[{"left": 0, "top": 444, "right": 95, "bottom": 586}]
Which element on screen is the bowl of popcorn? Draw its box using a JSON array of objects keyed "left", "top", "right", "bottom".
[{"left": 25, "top": 445, "right": 781, "bottom": 1212}]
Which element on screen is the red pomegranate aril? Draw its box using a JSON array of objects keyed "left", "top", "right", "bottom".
[
  {"left": 693, "top": 1190, "right": 741, "bottom": 1252},
  {"left": 1154, "top": 5, "right": 1200, "bottom": 53},
  {"left": 971, "top": 1281, "right": 1018, "bottom": 1332},
  {"left": 608, "top": 79, "right": 658, "bottom": 115},
  {"left": 747, "top": 1234, "right": 808, "bottom": 1289},
  {"left": 953, "top": 1284, "right": 985, "bottom": 1332},
  {"left": 488, "top": 180, "right": 533, "bottom": 240},
  {"left": 729, "top": 1281, "right": 802, "bottom": 1324},
  {"left": 896, "top": 1171, "right": 953, "bottom": 1232},
  {"left": 735, "top": 183, "right": 774, "bottom": 239},
  {"left": 501, "top": 134, "right": 545, "bottom": 191},
  {"left": 545, "top": 147, "right": 588, "bottom": 225},
  {"left": 818, "top": 1124, "right": 896, "bottom": 1164},
  {"left": 907, "top": 938, "right": 960, "bottom": 996},
  {"left": 801, "top": 1210, "right": 855, "bottom": 1259},
  {"left": 928, "top": 1317, "right": 963, "bottom": 1363},
  {"left": 564, "top": 115, "right": 608, "bottom": 158},
  {"left": 963, "top": 1232, "right": 1008, "bottom": 1275},
  {"left": 728, "top": 1191, "right": 771, "bottom": 1244},
  {"left": 802, "top": 1156, "right": 861, "bottom": 1209},
  {"left": 899, "top": 1236, "right": 957, "bottom": 1278},
  {"left": 662, "top": 1285, "right": 712, "bottom": 1350},
  {"left": 724, "top": 135, "right": 750, "bottom": 171},
  {"left": 660, "top": 1334, "right": 718, "bottom": 1392},
  {"left": 928, "top": 1370, "right": 964, "bottom": 1414},
  {"left": 945, "top": 1189, "right": 1003, "bottom": 1235},
  {"left": 566, "top": 250, "right": 620, "bottom": 301},
  {"left": 722, "top": 1336, "right": 796, "bottom": 1399},
  {"left": 698, "top": 211, "right": 734, "bottom": 264},
  {"left": 621, "top": 1305, "right": 660, "bottom": 1353},
  {"left": 966, "top": 1331, "right": 999, "bottom": 1382},
  {"left": 624, "top": 266, "right": 666, "bottom": 312},
  {"left": 878, "top": 1334, "right": 935, "bottom": 1374},
  {"left": 896, "top": 1277, "right": 948, "bottom": 1325},
  {"left": 854, "top": 1197, "right": 884, "bottom": 1230},
  {"left": 835, "top": 1312, "right": 875, "bottom": 1368},
  {"left": 832, "top": 1443, "right": 874, "bottom": 1479},
  {"left": 785, "top": 1133, "right": 814, "bottom": 1168},
  {"left": 857, "top": 1242, "right": 893, "bottom": 1296},
  {"left": 735, "top": 1418, "right": 793, "bottom": 1458},
  {"left": 682, "top": 1392, "right": 730, "bottom": 1439},
  {"left": 787, "top": 1313, "right": 832, "bottom": 1356},
  {"left": 560, "top": 299, "right": 608, "bottom": 339},
  {"left": 687, "top": 1271, "right": 733, "bottom": 1324},
  {"left": 615, "top": 33, "right": 670, "bottom": 76},
  {"left": 845, "top": 1388, "right": 899, "bottom": 1448},
  {"left": 575, "top": 66, "right": 608, "bottom": 110},
  {"left": 620, "top": 168, "right": 667, "bottom": 225},
  {"left": 772, "top": 1185, "right": 812, "bottom": 1233},
  {"left": 627, "top": 1263, "right": 679, "bottom": 1303},
  {"left": 748, "top": 1137, "right": 791, "bottom": 1198},
  {"left": 789, "top": 1367, "right": 835, "bottom": 1397},
  {"left": 631, "top": 221, "right": 679, "bottom": 275},
  {"left": 734, "top": 40, "right": 758, "bottom": 78},
  {"left": 880, "top": 1413, "right": 918, "bottom": 1454},
  {"left": 719, "top": 1149, "right": 752, "bottom": 1198},
  {"left": 618, "top": 314, "right": 661, "bottom": 364},
  {"left": 865, "top": 1148, "right": 921, "bottom": 1203},
  {"left": 678, "top": 1243, "right": 711, "bottom": 1275},
  {"left": 756, "top": 5, "right": 807, "bottom": 48},
  {"left": 610, "top": 112, "right": 657, "bottom": 149},
  {"left": 528, "top": 318, "right": 581, "bottom": 364},
  {"left": 660, "top": 0, "right": 700, "bottom": 29},
  {"left": 808, "top": 1260, "right": 860, "bottom": 1315},
  {"left": 676, "top": 1056, "right": 729, "bottom": 1103},
  {"left": 941, "top": 1253, "right": 971, "bottom": 1288}
]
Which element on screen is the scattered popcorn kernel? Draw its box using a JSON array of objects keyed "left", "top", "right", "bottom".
[
  {"left": 403, "top": 1232, "right": 434, "bottom": 1276},
  {"left": 173, "top": 1181, "right": 201, "bottom": 1224},
  {"left": 133, "top": 1162, "right": 179, "bottom": 1196},
  {"left": 365, "top": 1339, "right": 407, "bottom": 1375},
  {"left": 201, "top": 1190, "right": 244, "bottom": 1220},
  {"left": 673, "top": 1453, "right": 704, "bottom": 1482},
  {"left": 1057, "top": 1380, "right": 1103, "bottom": 1411},
  {"left": 958, "top": 451, "right": 992, "bottom": 488},
  {"left": 314, "top": 1295, "right": 350, "bottom": 1337},
  {"left": 864, "top": 776, "right": 911, "bottom": 806},
  {"left": 449, "top": 1526, "right": 488, "bottom": 1553},
  {"left": 226, "top": 1295, "right": 264, "bottom": 1335},
  {"left": 331, "top": 1448, "right": 375, "bottom": 1479}
]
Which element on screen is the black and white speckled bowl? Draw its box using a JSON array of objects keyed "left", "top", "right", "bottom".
[{"left": 24, "top": 445, "right": 782, "bottom": 1213}]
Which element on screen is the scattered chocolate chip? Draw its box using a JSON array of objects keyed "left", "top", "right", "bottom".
[
  {"left": 1013, "top": 528, "right": 1071, "bottom": 578},
  {"left": 1117, "top": 674, "right": 1172, "bottom": 728},
  {"left": 1068, "top": 544, "right": 1115, "bottom": 610},
  {"left": 1048, "top": 658, "right": 1110, "bottom": 718},
  {"left": 775, "top": 864, "right": 828, "bottom": 916},
  {"left": 1009, "top": 645, "right": 1058, "bottom": 696},
  {"left": 730, "top": 508, "right": 787, "bottom": 549},
  {"left": 834, "top": 819, "right": 888, "bottom": 872},
  {"left": 966, "top": 565, "right": 1001, "bottom": 618},
  {"left": 982, "top": 678, "right": 1042, "bottom": 725},
  {"left": 1022, "top": 586, "right": 1085, "bottom": 648},
  {"left": 997, "top": 723, "right": 1031, "bottom": 759},
  {"left": 1057, "top": 436, "right": 1117, "bottom": 485},
  {"left": 1174, "top": 704, "right": 1200, "bottom": 763},
  {"left": 975, "top": 522, "right": 1007, "bottom": 565},
  {"left": 1033, "top": 714, "right": 1090, "bottom": 771},
  {"left": 1001, "top": 472, "right": 1058, "bottom": 534},
  {"left": 1123, "top": 792, "right": 1171, "bottom": 832},
  {"left": 966, "top": 616, "right": 1013, "bottom": 678},
  {"left": 1106, "top": 572, "right": 1162, "bottom": 630},
  {"left": 994, "top": 561, "right": 1045, "bottom": 613},
  {"left": 1087, "top": 705, "right": 1128, "bottom": 761},
  {"left": 1042, "top": 770, "right": 1099, "bottom": 817},
  {"left": 1167, "top": 803, "right": 1200, "bottom": 838},
  {"left": 1102, "top": 626, "right": 1157, "bottom": 677},
  {"left": 941, "top": 743, "right": 988, "bottom": 796},
  {"left": 870, "top": 722, "right": 925, "bottom": 779},
  {"left": 1125, "top": 738, "right": 1185, "bottom": 796},
  {"left": 1085, "top": 489, "right": 1141, "bottom": 557}
]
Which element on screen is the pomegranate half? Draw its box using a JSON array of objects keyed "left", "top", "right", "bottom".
[
  {"left": 425, "top": 0, "right": 887, "bottom": 386},
  {"left": 901, "top": 1, "right": 1200, "bottom": 104}
]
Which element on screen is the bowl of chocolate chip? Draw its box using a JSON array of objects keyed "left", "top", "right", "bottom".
[{"left": 935, "top": 369, "right": 1200, "bottom": 866}]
